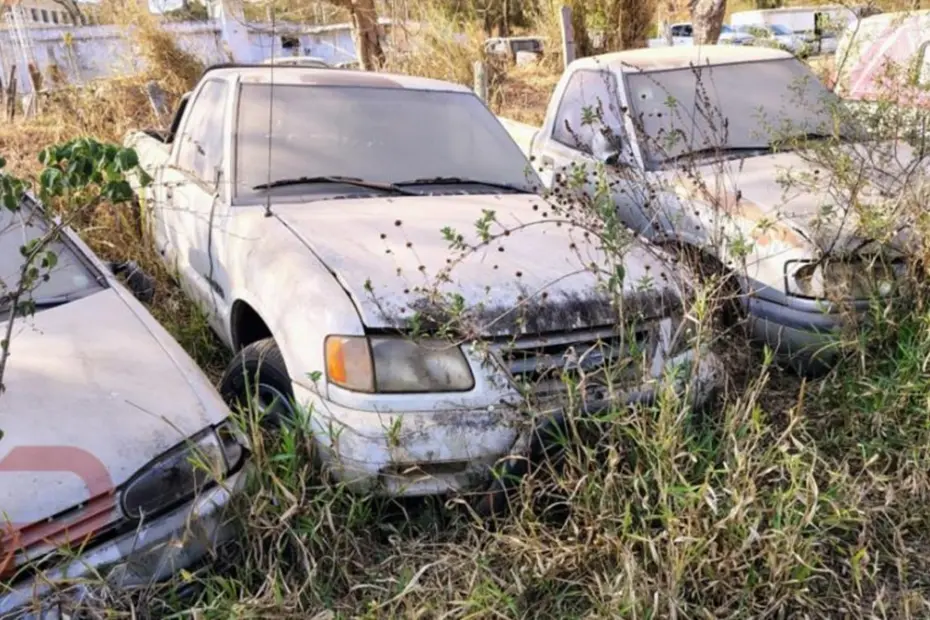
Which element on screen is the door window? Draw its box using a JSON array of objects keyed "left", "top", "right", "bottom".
[
  {"left": 551, "top": 69, "right": 629, "bottom": 159},
  {"left": 176, "top": 80, "right": 228, "bottom": 187}
]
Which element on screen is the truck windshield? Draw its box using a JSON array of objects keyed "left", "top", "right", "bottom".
[
  {"left": 234, "top": 84, "right": 540, "bottom": 202},
  {"left": 0, "top": 203, "right": 103, "bottom": 315},
  {"left": 626, "top": 58, "right": 860, "bottom": 168}
]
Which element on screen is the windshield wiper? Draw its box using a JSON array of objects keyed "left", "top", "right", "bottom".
[
  {"left": 0, "top": 294, "right": 75, "bottom": 314},
  {"left": 395, "top": 177, "right": 531, "bottom": 193},
  {"left": 252, "top": 175, "right": 416, "bottom": 195},
  {"left": 664, "top": 146, "right": 771, "bottom": 164}
]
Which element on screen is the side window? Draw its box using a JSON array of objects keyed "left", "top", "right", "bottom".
[
  {"left": 552, "top": 70, "right": 627, "bottom": 157},
  {"left": 176, "top": 80, "right": 228, "bottom": 187}
]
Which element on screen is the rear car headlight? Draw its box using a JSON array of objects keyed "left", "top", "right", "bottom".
[
  {"left": 325, "top": 335, "right": 475, "bottom": 393},
  {"left": 785, "top": 258, "right": 904, "bottom": 299},
  {"left": 121, "top": 421, "right": 244, "bottom": 520}
]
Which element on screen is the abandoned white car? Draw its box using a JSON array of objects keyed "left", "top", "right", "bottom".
[
  {"left": 505, "top": 46, "right": 916, "bottom": 376},
  {"left": 124, "top": 65, "right": 724, "bottom": 507},
  {"left": 0, "top": 196, "right": 247, "bottom": 617}
]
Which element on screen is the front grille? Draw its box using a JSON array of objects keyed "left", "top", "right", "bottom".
[
  {"left": 2, "top": 492, "right": 124, "bottom": 585},
  {"left": 494, "top": 325, "right": 658, "bottom": 397}
]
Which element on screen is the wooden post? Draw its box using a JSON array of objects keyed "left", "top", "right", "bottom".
[
  {"left": 144, "top": 80, "right": 169, "bottom": 123},
  {"left": 473, "top": 60, "right": 488, "bottom": 102},
  {"left": 560, "top": 5, "right": 576, "bottom": 69},
  {"left": 6, "top": 65, "right": 17, "bottom": 122}
]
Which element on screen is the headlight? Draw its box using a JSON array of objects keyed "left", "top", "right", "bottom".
[
  {"left": 325, "top": 335, "right": 475, "bottom": 393},
  {"left": 785, "top": 259, "right": 904, "bottom": 299},
  {"left": 121, "top": 421, "right": 244, "bottom": 519}
]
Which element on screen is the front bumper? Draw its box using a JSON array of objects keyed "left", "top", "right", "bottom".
[
  {"left": 0, "top": 469, "right": 247, "bottom": 620},
  {"left": 746, "top": 293, "right": 870, "bottom": 376},
  {"left": 298, "top": 348, "right": 725, "bottom": 498}
]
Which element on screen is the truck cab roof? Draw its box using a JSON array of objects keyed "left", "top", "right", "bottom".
[
  {"left": 198, "top": 63, "right": 474, "bottom": 94},
  {"left": 571, "top": 45, "right": 794, "bottom": 73}
]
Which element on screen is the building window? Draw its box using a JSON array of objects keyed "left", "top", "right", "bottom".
[
  {"left": 41, "top": 9, "right": 48, "bottom": 22},
  {"left": 30, "top": 8, "right": 38, "bottom": 20},
  {"left": 62, "top": 12, "right": 70, "bottom": 23},
  {"left": 51, "top": 11, "right": 58, "bottom": 24}
]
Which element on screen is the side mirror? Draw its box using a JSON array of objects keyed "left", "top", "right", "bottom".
[
  {"left": 107, "top": 260, "right": 156, "bottom": 305},
  {"left": 592, "top": 129, "right": 630, "bottom": 168}
]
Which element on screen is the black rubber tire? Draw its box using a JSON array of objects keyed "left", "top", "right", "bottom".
[{"left": 219, "top": 337, "right": 295, "bottom": 427}]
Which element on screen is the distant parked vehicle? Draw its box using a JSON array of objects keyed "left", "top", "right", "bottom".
[
  {"left": 484, "top": 36, "right": 544, "bottom": 63},
  {"left": 729, "top": 4, "right": 873, "bottom": 55},
  {"left": 735, "top": 23, "right": 814, "bottom": 56},
  {"left": 648, "top": 23, "right": 755, "bottom": 48},
  {"left": 0, "top": 195, "right": 248, "bottom": 617},
  {"left": 262, "top": 55, "right": 331, "bottom": 69}
]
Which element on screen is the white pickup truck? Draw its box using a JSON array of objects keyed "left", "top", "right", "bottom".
[
  {"left": 502, "top": 45, "right": 918, "bottom": 377},
  {"left": 124, "top": 64, "right": 723, "bottom": 509}
]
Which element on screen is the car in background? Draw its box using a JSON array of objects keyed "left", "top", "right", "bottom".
[
  {"left": 262, "top": 55, "right": 331, "bottom": 69},
  {"left": 649, "top": 23, "right": 755, "bottom": 48},
  {"left": 484, "top": 36, "right": 544, "bottom": 64},
  {"left": 0, "top": 194, "right": 248, "bottom": 617},
  {"left": 735, "top": 23, "right": 814, "bottom": 55}
]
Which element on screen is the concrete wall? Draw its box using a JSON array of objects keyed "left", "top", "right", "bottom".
[{"left": 0, "top": 18, "right": 368, "bottom": 94}]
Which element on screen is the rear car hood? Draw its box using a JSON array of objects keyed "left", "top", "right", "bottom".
[
  {"left": 0, "top": 287, "right": 227, "bottom": 527},
  {"left": 274, "top": 194, "right": 684, "bottom": 336}
]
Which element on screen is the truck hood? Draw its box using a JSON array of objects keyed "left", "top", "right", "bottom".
[
  {"left": 0, "top": 287, "right": 226, "bottom": 529},
  {"left": 273, "top": 194, "right": 684, "bottom": 336},
  {"left": 662, "top": 141, "right": 922, "bottom": 255}
]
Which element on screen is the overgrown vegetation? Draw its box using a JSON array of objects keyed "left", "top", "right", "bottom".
[{"left": 4, "top": 3, "right": 930, "bottom": 619}]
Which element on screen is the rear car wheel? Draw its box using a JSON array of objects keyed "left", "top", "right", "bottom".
[{"left": 219, "top": 337, "right": 296, "bottom": 428}]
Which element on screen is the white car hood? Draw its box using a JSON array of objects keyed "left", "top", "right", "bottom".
[
  {"left": 0, "top": 287, "right": 227, "bottom": 527},
  {"left": 664, "top": 141, "right": 923, "bottom": 254},
  {"left": 274, "top": 194, "right": 683, "bottom": 335}
]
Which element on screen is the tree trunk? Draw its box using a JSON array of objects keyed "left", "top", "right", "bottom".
[
  {"left": 570, "top": 0, "right": 592, "bottom": 58},
  {"left": 331, "top": 0, "right": 385, "bottom": 70},
  {"left": 690, "top": 0, "right": 727, "bottom": 45},
  {"left": 618, "top": 0, "right": 656, "bottom": 49},
  {"left": 349, "top": 0, "right": 385, "bottom": 70}
]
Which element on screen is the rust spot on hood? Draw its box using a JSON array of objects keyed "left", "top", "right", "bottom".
[{"left": 673, "top": 177, "right": 805, "bottom": 248}]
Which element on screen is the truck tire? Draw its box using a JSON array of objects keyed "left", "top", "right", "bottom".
[{"left": 219, "top": 337, "right": 296, "bottom": 428}]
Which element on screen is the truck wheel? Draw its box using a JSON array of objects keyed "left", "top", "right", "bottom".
[{"left": 219, "top": 338, "right": 296, "bottom": 428}]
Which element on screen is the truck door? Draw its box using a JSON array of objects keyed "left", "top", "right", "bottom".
[
  {"left": 163, "top": 78, "right": 232, "bottom": 331},
  {"left": 537, "top": 69, "right": 651, "bottom": 237}
]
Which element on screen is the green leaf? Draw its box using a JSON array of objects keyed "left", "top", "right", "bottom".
[
  {"left": 40, "top": 250, "right": 58, "bottom": 270},
  {"left": 39, "top": 168, "right": 64, "bottom": 197},
  {"left": 115, "top": 147, "right": 139, "bottom": 171},
  {"left": 37, "top": 147, "right": 56, "bottom": 166}
]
